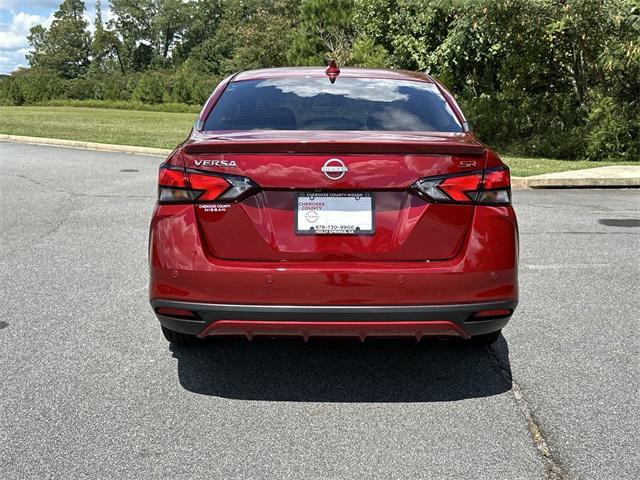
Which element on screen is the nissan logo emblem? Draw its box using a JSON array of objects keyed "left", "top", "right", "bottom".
[{"left": 321, "top": 158, "right": 348, "bottom": 180}]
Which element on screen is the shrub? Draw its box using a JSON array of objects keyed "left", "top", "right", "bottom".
[
  {"left": 9, "top": 69, "right": 64, "bottom": 103},
  {"left": 0, "top": 76, "right": 24, "bottom": 105},
  {"left": 0, "top": 69, "right": 216, "bottom": 108},
  {"left": 132, "top": 73, "right": 165, "bottom": 103},
  {"left": 33, "top": 98, "right": 200, "bottom": 113},
  {"left": 64, "top": 77, "right": 96, "bottom": 100},
  {"left": 168, "top": 63, "right": 219, "bottom": 105},
  {"left": 96, "top": 73, "right": 138, "bottom": 101},
  {"left": 462, "top": 92, "right": 587, "bottom": 160},
  {"left": 584, "top": 95, "right": 640, "bottom": 162},
  {"left": 170, "top": 65, "right": 197, "bottom": 104}
]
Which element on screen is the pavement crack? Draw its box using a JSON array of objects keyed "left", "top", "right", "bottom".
[
  {"left": 484, "top": 344, "right": 570, "bottom": 480},
  {"left": 37, "top": 215, "right": 67, "bottom": 240},
  {"left": 14, "top": 174, "right": 153, "bottom": 198},
  {"left": 1, "top": 194, "right": 76, "bottom": 258},
  {"left": 15, "top": 173, "right": 69, "bottom": 195}
]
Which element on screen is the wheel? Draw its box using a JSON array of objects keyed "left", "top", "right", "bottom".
[
  {"left": 466, "top": 329, "right": 501, "bottom": 346},
  {"left": 161, "top": 326, "right": 201, "bottom": 346}
]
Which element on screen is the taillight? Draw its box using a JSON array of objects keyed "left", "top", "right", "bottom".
[
  {"left": 411, "top": 166, "right": 511, "bottom": 205},
  {"left": 158, "top": 164, "right": 259, "bottom": 204},
  {"left": 187, "top": 172, "right": 231, "bottom": 201},
  {"left": 476, "top": 166, "right": 511, "bottom": 205}
]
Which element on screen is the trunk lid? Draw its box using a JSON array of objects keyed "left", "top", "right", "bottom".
[{"left": 182, "top": 131, "right": 486, "bottom": 262}]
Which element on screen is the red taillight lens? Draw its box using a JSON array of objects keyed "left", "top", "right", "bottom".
[
  {"left": 411, "top": 166, "right": 511, "bottom": 205},
  {"left": 484, "top": 166, "right": 510, "bottom": 190},
  {"left": 158, "top": 167, "right": 186, "bottom": 187},
  {"left": 158, "top": 164, "right": 258, "bottom": 204},
  {"left": 437, "top": 173, "right": 483, "bottom": 202},
  {"left": 412, "top": 173, "right": 481, "bottom": 204},
  {"left": 475, "top": 166, "right": 511, "bottom": 205},
  {"left": 158, "top": 165, "right": 198, "bottom": 203},
  {"left": 187, "top": 172, "right": 230, "bottom": 201}
]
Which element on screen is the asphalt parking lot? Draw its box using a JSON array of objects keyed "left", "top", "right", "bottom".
[{"left": 1, "top": 142, "right": 638, "bottom": 479}]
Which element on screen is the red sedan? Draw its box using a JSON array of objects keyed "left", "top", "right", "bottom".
[{"left": 149, "top": 64, "right": 518, "bottom": 346}]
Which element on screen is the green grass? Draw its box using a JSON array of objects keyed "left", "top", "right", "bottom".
[
  {"left": 0, "top": 106, "right": 196, "bottom": 149},
  {"left": 0, "top": 106, "right": 635, "bottom": 175},
  {"left": 502, "top": 156, "right": 635, "bottom": 177},
  {"left": 30, "top": 99, "right": 201, "bottom": 113}
]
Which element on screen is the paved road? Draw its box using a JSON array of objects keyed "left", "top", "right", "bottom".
[{"left": 1, "top": 142, "right": 638, "bottom": 480}]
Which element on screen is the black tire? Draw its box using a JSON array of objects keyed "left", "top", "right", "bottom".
[
  {"left": 466, "top": 329, "right": 501, "bottom": 346},
  {"left": 161, "top": 326, "right": 201, "bottom": 346}
]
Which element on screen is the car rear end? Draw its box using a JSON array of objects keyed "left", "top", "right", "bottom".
[{"left": 149, "top": 68, "right": 518, "bottom": 345}]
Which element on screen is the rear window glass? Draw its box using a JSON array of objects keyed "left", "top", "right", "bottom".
[{"left": 203, "top": 78, "right": 463, "bottom": 132}]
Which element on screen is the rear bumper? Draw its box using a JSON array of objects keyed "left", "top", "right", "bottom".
[
  {"left": 149, "top": 205, "right": 519, "bottom": 306},
  {"left": 151, "top": 299, "right": 516, "bottom": 340}
]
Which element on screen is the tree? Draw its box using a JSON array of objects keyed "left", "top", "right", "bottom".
[
  {"left": 110, "top": 0, "right": 190, "bottom": 70},
  {"left": 223, "top": 0, "right": 298, "bottom": 72},
  {"left": 26, "top": 0, "right": 91, "bottom": 78},
  {"left": 92, "top": 0, "right": 127, "bottom": 74},
  {"left": 156, "top": 0, "right": 190, "bottom": 59},
  {"left": 172, "top": 0, "right": 224, "bottom": 64},
  {"left": 186, "top": 0, "right": 298, "bottom": 75},
  {"left": 288, "top": 0, "right": 356, "bottom": 65}
]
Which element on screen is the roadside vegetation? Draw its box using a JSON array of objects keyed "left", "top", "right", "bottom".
[
  {"left": 0, "top": 0, "right": 638, "bottom": 163},
  {"left": 501, "top": 156, "right": 635, "bottom": 178},
  {"left": 0, "top": 106, "right": 196, "bottom": 149},
  {"left": 30, "top": 99, "right": 200, "bottom": 113}
]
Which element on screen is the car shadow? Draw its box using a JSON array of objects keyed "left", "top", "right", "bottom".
[{"left": 169, "top": 335, "right": 512, "bottom": 402}]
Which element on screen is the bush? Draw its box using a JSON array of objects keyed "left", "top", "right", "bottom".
[
  {"left": 170, "top": 64, "right": 198, "bottom": 104},
  {"left": 64, "top": 77, "right": 97, "bottom": 100},
  {"left": 94, "top": 73, "right": 139, "bottom": 101},
  {"left": 584, "top": 95, "right": 640, "bottom": 162},
  {"left": 462, "top": 92, "right": 588, "bottom": 160},
  {"left": 132, "top": 73, "right": 165, "bottom": 103},
  {"left": 32, "top": 98, "right": 200, "bottom": 113},
  {"left": 0, "top": 68, "right": 218, "bottom": 108},
  {"left": 0, "top": 76, "right": 24, "bottom": 105},
  {"left": 6, "top": 69, "right": 64, "bottom": 104},
  {"left": 168, "top": 62, "right": 219, "bottom": 105}
]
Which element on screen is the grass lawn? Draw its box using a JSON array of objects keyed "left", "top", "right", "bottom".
[
  {"left": 501, "top": 156, "right": 634, "bottom": 177},
  {"left": 0, "top": 106, "right": 196, "bottom": 149},
  {"left": 1, "top": 106, "right": 634, "bottom": 176}
]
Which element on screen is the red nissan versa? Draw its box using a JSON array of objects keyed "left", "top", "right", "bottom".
[{"left": 149, "top": 64, "right": 518, "bottom": 346}]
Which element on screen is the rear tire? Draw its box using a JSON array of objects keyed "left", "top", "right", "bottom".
[
  {"left": 466, "top": 329, "right": 501, "bottom": 346},
  {"left": 161, "top": 326, "right": 201, "bottom": 346}
]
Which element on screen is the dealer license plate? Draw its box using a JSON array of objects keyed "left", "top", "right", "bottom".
[{"left": 295, "top": 193, "right": 374, "bottom": 235}]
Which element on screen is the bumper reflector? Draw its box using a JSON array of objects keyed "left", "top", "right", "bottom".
[
  {"left": 471, "top": 309, "right": 512, "bottom": 319},
  {"left": 156, "top": 307, "right": 196, "bottom": 318}
]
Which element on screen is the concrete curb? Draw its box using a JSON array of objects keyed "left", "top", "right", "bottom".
[
  {"left": 0, "top": 134, "right": 171, "bottom": 157},
  {"left": 523, "top": 177, "right": 640, "bottom": 188},
  {"left": 2, "top": 134, "right": 638, "bottom": 189},
  {"left": 518, "top": 164, "right": 640, "bottom": 189},
  {"left": 510, "top": 177, "right": 528, "bottom": 190}
]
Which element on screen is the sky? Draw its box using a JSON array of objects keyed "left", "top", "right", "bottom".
[{"left": 0, "top": 0, "right": 107, "bottom": 74}]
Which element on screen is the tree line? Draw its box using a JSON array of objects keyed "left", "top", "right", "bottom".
[{"left": 1, "top": 0, "right": 638, "bottom": 161}]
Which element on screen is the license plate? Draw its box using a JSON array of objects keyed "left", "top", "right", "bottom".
[{"left": 295, "top": 193, "right": 374, "bottom": 235}]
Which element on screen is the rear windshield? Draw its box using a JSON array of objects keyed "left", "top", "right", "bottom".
[{"left": 203, "top": 78, "right": 463, "bottom": 132}]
